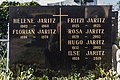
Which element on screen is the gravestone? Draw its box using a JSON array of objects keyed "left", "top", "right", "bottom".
[
  {"left": 112, "top": 11, "right": 118, "bottom": 43},
  {"left": 9, "top": 6, "right": 112, "bottom": 72}
]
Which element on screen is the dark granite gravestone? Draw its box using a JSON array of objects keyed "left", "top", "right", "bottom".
[
  {"left": 9, "top": 6, "right": 112, "bottom": 72},
  {"left": 111, "top": 11, "right": 118, "bottom": 43}
]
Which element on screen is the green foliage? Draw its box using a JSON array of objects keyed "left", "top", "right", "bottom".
[
  {"left": 0, "top": 42, "right": 7, "bottom": 58},
  {"left": 0, "top": 58, "right": 120, "bottom": 80}
]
